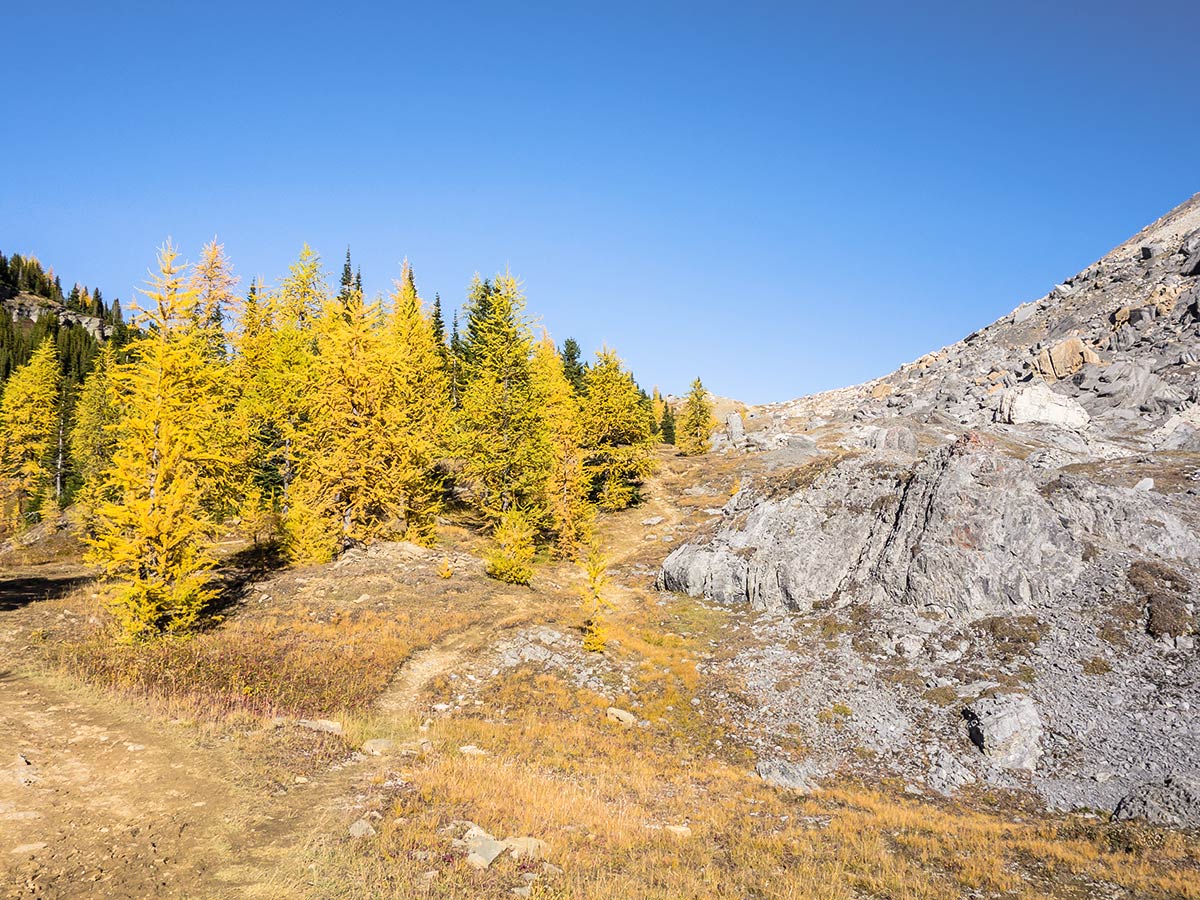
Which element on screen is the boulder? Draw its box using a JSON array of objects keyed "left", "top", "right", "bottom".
[
  {"left": 361, "top": 738, "right": 395, "bottom": 756},
  {"left": 755, "top": 758, "right": 817, "bottom": 792},
  {"left": 927, "top": 748, "right": 976, "bottom": 795},
  {"left": 1113, "top": 773, "right": 1200, "bottom": 828},
  {"left": 962, "top": 695, "right": 1043, "bottom": 771},
  {"left": 998, "top": 383, "right": 1090, "bottom": 429},
  {"left": 1087, "top": 361, "right": 1187, "bottom": 416},
  {"left": 725, "top": 412, "right": 745, "bottom": 445},
  {"left": 503, "top": 836, "right": 548, "bottom": 860},
  {"left": 1035, "top": 338, "right": 1100, "bottom": 380},
  {"left": 348, "top": 818, "right": 377, "bottom": 839},
  {"left": 464, "top": 825, "right": 508, "bottom": 869},
  {"left": 864, "top": 425, "right": 918, "bottom": 455},
  {"left": 1157, "top": 413, "right": 1200, "bottom": 451},
  {"left": 606, "top": 707, "right": 637, "bottom": 727}
]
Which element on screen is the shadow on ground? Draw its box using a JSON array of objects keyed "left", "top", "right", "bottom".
[{"left": 0, "top": 572, "right": 92, "bottom": 611}]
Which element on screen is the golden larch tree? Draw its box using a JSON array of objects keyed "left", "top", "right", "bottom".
[
  {"left": 676, "top": 377, "right": 715, "bottom": 456},
  {"left": 579, "top": 348, "right": 654, "bottom": 511},
  {"left": 531, "top": 335, "right": 591, "bottom": 556},
  {"left": 0, "top": 339, "right": 61, "bottom": 529},
  {"left": 380, "top": 259, "right": 451, "bottom": 544},
  {"left": 87, "top": 242, "right": 225, "bottom": 638},
  {"left": 69, "top": 343, "right": 122, "bottom": 521}
]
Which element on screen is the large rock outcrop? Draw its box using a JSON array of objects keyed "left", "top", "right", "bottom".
[{"left": 660, "top": 435, "right": 1086, "bottom": 620}]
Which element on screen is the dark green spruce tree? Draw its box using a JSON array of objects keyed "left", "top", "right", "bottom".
[
  {"left": 660, "top": 404, "right": 676, "bottom": 445},
  {"left": 560, "top": 337, "right": 586, "bottom": 394}
]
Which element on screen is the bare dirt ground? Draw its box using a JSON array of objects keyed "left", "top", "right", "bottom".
[
  {"left": 1, "top": 668, "right": 232, "bottom": 898},
  {"left": 0, "top": 618, "right": 502, "bottom": 899}
]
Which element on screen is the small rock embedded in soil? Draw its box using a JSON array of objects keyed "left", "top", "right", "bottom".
[
  {"left": 361, "top": 738, "right": 395, "bottom": 756},
  {"left": 607, "top": 707, "right": 637, "bottom": 726},
  {"left": 348, "top": 818, "right": 376, "bottom": 838}
]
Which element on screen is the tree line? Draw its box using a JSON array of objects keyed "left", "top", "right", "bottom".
[
  {"left": 0, "top": 240, "right": 716, "bottom": 638},
  {"left": 1, "top": 250, "right": 130, "bottom": 383}
]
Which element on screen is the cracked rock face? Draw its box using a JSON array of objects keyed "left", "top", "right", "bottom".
[{"left": 659, "top": 436, "right": 1087, "bottom": 621}]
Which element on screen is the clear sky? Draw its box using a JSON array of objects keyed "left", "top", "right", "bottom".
[{"left": 2, "top": 1, "right": 1196, "bottom": 403}]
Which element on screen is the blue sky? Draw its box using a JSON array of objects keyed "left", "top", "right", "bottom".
[{"left": 2, "top": 2, "right": 1196, "bottom": 403}]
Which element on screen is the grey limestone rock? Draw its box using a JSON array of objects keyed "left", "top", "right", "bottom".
[
  {"left": 962, "top": 695, "right": 1043, "bottom": 771},
  {"left": 1113, "top": 773, "right": 1200, "bottom": 828}
]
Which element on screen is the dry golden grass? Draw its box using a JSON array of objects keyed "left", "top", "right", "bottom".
[
  {"left": 45, "top": 601, "right": 483, "bottom": 721},
  {"left": 294, "top": 590, "right": 1200, "bottom": 900}
]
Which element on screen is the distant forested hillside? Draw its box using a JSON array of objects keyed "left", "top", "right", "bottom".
[{"left": 0, "top": 250, "right": 128, "bottom": 383}]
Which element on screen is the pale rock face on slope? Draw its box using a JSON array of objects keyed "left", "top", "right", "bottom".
[
  {"left": 658, "top": 193, "right": 1200, "bottom": 822},
  {"left": 997, "top": 381, "right": 1090, "bottom": 429},
  {"left": 963, "top": 695, "right": 1044, "bottom": 771}
]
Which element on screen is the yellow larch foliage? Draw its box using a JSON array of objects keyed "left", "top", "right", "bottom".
[
  {"left": 287, "top": 288, "right": 388, "bottom": 558},
  {"left": 276, "top": 243, "right": 325, "bottom": 326},
  {"left": 69, "top": 343, "right": 122, "bottom": 523},
  {"left": 579, "top": 540, "right": 613, "bottom": 652},
  {"left": 484, "top": 507, "right": 536, "bottom": 584},
  {"left": 676, "top": 376, "right": 716, "bottom": 456},
  {"left": 187, "top": 239, "right": 241, "bottom": 517},
  {"left": 285, "top": 264, "right": 450, "bottom": 560},
  {"left": 87, "top": 242, "right": 225, "bottom": 638},
  {"left": 531, "top": 335, "right": 591, "bottom": 557},
  {"left": 579, "top": 347, "right": 654, "bottom": 511},
  {"left": 0, "top": 339, "right": 61, "bottom": 529},
  {"left": 231, "top": 257, "right": 321, "bottom": 541},
  {"left": 190, "top": 237, "right": 238, "bottom": 357},
  {"left": 380, "top": 260, "right": 450, "bottom": 544}
]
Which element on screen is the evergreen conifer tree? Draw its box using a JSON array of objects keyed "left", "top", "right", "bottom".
[
  {"left": 338, "top": 247, "right": 354, "bottom": 302},
  {"left": 659, "top": 403, "right": 676, "bottom": 445},
  {"left": 448, "top": 312, "right": 463, "bottom": 408},
  {"left": 454, "top": 272, "right": 548, "bottom": 523},
  {"left": 560, "top": 337, "right": 586, "bottom": 393},
  {"left": 431, "top": 292, "right": 446, "bottom": 355}
]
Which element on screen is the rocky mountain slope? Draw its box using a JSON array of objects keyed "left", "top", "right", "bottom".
[
  {"left": 659, "top": 194, "right": 1200, "bottom": 823},
  {"left": 2, "top": 291, "right": 110, "bottom": 339}
]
